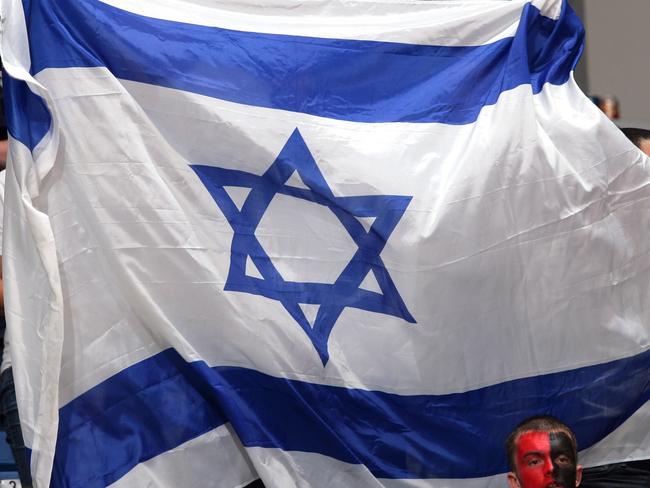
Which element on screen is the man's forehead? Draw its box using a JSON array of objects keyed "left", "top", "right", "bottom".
[
  {"left": 515, "top": 430, "right": 572, "bottom": 446},
  {"left": 515, "top": 430, "right": 575, "bottom": 454},
  {"left": 516, "top": 431, "right": 551, "bottom": 453},
  {"left": 549, "top": 431, "right": 576, "bottom": 457},
  {"left": 549, "top": 431, "right": 572, "bottom": 445}
]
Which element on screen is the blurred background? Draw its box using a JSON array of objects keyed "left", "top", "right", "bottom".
[{"left": 571, "top": 0, "right": 650, "bottom": 128}]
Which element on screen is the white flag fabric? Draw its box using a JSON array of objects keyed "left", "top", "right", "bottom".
[{"left": 0, "top": 0, "right": 649, "bottom": 486}]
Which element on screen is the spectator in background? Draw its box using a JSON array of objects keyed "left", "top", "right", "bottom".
[
  {"left": 621, "top": 127, "right": 650, "bottom": 156},
  {"left": 0, "top": 142, "right": 6, "bottom": 167}
]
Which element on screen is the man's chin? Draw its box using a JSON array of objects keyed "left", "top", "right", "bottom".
[{"left": 546, "top": 483, "right": 564, "bottom": 488}]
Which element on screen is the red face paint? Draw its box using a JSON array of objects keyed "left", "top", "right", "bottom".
[{"left": 515, "top": 431, "right": 577, "bottom": 488}]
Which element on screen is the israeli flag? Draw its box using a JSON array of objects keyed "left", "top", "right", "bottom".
[{"left": 1, "top": 0, "right": 649, "bottom": 486}]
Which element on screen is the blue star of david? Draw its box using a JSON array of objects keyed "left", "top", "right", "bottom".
[{"left": 192, "top": 129, "right": 415, "bottom": 365}]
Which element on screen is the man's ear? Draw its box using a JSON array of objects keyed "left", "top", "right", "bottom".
[
  {"left": 575, "top": 465, "right": 583, "bottom": 486},
  {"left": 507, "top": 472, "right": 521, "bottom": 488}
]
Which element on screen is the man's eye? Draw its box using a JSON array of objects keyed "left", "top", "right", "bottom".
[
  {"left": 555, "top": 455, "right": 572, "bottom": 466},
  {"left": 527, "top": 458, "right": 542, "bottom": 467}
]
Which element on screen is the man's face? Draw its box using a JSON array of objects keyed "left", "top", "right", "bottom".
[{"left": 508, "top": 431, "right": 581, "bottom": 488}]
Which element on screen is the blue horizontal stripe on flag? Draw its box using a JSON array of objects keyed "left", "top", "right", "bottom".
[
  {"left": 51, "top": 351, "right": 228, "bottom": 487},
  {"left": 52, "top": 347, "right": 650, "bottom": 487},
  {"left": 10, "top": 0, "right": 583, "bottom": 150}
]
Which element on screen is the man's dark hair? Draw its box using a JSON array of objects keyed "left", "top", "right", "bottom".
[
  {"left": 621, "top": 127, "right": 650, "bottom": 149},
  {"left": 505, "top": 415, "right": 578, "bottom": 472}
]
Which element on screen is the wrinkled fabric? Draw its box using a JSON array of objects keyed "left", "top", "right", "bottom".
[{"left": 0, "top": 0, "right": 648, "bottom": 487}]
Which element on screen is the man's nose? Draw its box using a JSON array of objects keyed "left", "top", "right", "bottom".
[{"left": 544, "top": 457, "right": 554, "bottom": 475}]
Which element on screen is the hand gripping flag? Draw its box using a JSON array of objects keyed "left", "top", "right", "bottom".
[{"left": 1, "top": 0, "right": 649, "bottom": 486}]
